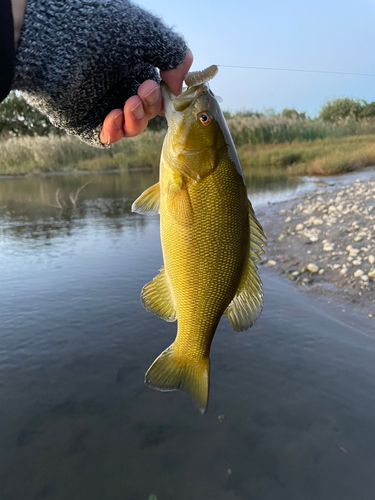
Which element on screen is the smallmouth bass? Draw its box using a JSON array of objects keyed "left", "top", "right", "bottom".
[{"left": 132, "top": 65, "right": 265, "bottom": 413}]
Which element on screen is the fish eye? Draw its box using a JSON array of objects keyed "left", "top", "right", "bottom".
[{"left": 198, "top": 112, "right": 211, "bottom": 126}]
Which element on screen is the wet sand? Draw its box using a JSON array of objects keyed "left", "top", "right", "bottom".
[{"left": 257, "top": 175, "right": 375, "bottom": 319}]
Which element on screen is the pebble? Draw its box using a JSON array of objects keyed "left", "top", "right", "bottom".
[
  {"left": 272, "top": 180, "right": 375, "bottom": 314},
  {"left": 349, "top": 248, "right": 360, "bottom": 257},
  {"left": 312, "top": 218, "right": 323, "bottom": 225},
  {"left": 267, "top": 260, "right": 277, "bottom": 266},
  {"left": 307, "top": 263, "right": 319, "bottom": 273}
]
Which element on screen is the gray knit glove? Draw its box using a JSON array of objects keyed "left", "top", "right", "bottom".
[{"left": 12, "top": 0, "right": 187, "bottom": 146}]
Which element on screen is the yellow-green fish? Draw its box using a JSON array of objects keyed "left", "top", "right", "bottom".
[{"left": 132, "top": 65, "right": 265, "bottom": 413}]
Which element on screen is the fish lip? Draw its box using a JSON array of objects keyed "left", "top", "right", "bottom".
[{"left": 160, "top": 81, "right": 174, "bottom": 103}]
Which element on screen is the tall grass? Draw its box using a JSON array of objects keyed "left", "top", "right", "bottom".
[
  {"left": 238, "top": 135, "right": 375, "bottom": 176},
  {"left": 0, "top": 131, "right": 164, "bottom": 176},
  {"left": 2, "top": 113, "right": 375, "bottom": 176},
  {"left": 227, "top": 114, "right": 375, "bottom": 147}
]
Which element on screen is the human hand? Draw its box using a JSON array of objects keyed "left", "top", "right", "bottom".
[
  {"left": 100, "top": 50, "right": 193, "bottom": 144},
  {"left": 14, "top": 0, "right": 191, "bottom": 147}
]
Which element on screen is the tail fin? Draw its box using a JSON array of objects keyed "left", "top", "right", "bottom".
[{"left": 145, "top": 344, "right": 210, "bottom": 414}]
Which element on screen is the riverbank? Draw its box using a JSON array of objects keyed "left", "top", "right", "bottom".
[
  {"left": 2, "top": 129, "right": 375, "bottom": 177},
  {"left": 258, "top": 175, "right": 375, "bottom": 318}
]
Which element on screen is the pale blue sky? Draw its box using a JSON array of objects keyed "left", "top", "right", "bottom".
[{"left": 138, "top": 0, "right": 375, "bottom": 116}]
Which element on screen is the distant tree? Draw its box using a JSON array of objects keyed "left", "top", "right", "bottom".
[
  {"left": 222, "top": 111, "right": 232, "bottom": 120},
  {"left": 319, "top": 97, "right": 366, "bottom": 122},
  {"left": 281, "top": 108, "right": 306, "bottom": 119},
  {"left": 0, "top": 92, "right": 63, "bottom": 137},
  {"left": 359, "top": 101, "right": 375, "bottom": 118}
]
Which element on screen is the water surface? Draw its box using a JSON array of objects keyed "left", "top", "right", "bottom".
[{"left": 0, "top": 169, "right": 375, "bottom": 500}]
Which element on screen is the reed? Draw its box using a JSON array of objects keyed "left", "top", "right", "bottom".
[
  {"left": 239, "top": 135, "right": 375, "bottom": 176},
  {"left": 0, "top": 131, "right": 164, "bottom": 176},
  {"left": 1, "top": 115, "right": 375, "bottom": 177}
]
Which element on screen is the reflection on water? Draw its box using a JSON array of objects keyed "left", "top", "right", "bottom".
[
  {"left": 0, "top": 167, "right": 304, "bottom": 245},
  {"left": 1, "top": 168, "right": 375, "bottom": 500},
  {"left": 0, "top": 170, "right": 158, "bottom": 245}
]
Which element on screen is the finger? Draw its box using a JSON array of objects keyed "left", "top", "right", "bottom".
[
  {"left": 100, "top": 109, "right": 125, "bottom": 144},
  {"left": 123, "top": 95, "right": 148, "bottom": 138},
  {"left": 160, "top": 49, "right": 193, "bottom": 96},
  {"left": 138, "top": 80, "right": 163, "bottom": 119}
]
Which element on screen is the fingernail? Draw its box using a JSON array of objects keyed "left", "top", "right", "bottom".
[
  {"left": 131, "top": 102, "right": 145, "bottom": 120},
  {"left": 114, "top": 112, "right": 123, "bottom": 130},
  {"left": 144, "top": 86, "right": 159, "bottom": 106}
]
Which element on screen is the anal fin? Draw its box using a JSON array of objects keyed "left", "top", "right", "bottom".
[
  {"left": 132, "top": 182, "right": 160, "bottom": 215},
  {"left": 225, "top": 200, "right": 266, "bottom": 332},
  {"left": 141, "top": 266, "right": 177, "bottom": 322}
]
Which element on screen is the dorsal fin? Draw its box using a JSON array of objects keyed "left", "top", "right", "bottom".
[{"left": 224, "top": 200, "right": 266, "bottom": 331}]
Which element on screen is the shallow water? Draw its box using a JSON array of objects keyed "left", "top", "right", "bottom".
[{"left": 1, "top": 169, "right": 375, "bottom": 500}]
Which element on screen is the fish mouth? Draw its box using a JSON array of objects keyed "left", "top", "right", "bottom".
[{"left": 161, "top": 81, "right": 205, "bottom": 115}]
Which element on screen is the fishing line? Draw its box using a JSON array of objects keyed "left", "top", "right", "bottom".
[{"left": 217, "top": 64, "right": 375, "bottom": 78}]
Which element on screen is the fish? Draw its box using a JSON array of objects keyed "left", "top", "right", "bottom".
[{"left": 132, "top": 65, "right": 266, "bottom": 413}]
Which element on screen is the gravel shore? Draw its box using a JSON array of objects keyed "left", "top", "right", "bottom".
[{"left": 259, "top": 177, "right": 375, "bottom": 318}]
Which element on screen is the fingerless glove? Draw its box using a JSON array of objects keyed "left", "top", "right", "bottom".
[{"left": 13, "top": 0, "right": 187, "bottom": 146}]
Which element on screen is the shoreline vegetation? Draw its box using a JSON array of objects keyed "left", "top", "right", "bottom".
[{"left": 2, "top": 93, "right": 375, "bottom": 177}]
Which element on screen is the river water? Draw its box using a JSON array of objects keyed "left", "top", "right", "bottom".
[{"left": 0, "top": 169, "right": 375, "bottom": 500}]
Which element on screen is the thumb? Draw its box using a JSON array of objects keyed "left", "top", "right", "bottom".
[{"left": 160, "top": 50, "right": 193, "bottom": 96}]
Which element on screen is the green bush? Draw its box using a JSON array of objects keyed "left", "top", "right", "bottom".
[
  {"left": 0, "top": 92, "right": 63, "bottom": 137},
  {"left": 318, "top": 97, "right": 366, "bottom": 123},
  {"left": 359, "top": 102, "right": 375, "bottom": 118}
]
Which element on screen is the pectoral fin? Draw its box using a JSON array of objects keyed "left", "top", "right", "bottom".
[
  {"left": 141, "top": 266, "right": 177, "bottom": 322},
  {"left": 131, "top": 182, "right": 160, "bottom": 215},
  {"left": 168, "top": 188, "right": 193, "bottom": 221},
  {"left": 225, "top": 201, "right": 266, "bottom": 332}
]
